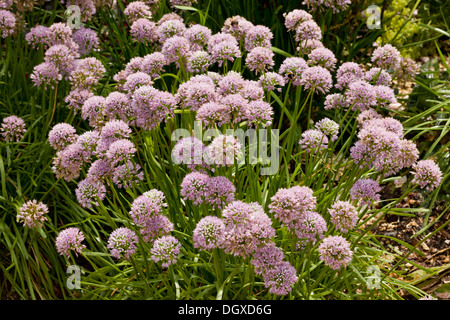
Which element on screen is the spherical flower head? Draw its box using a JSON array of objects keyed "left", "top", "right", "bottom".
[
  {"left": 0, "top": 9, "right": 16, "bottom": 38},
  {"left": 75, "top": 178, "right": 106, "bottom": 209},
  {"left": 124, "top": 1, "right": 152, "bottom": 24},
  {"left": 129, "top": 189, "right": 167, "bottom": 228},
  {"left": 241, "top": 80, "right": 264, "bottom": 101},
  {"left": 131, "top": 18, "right": 157, "bottom": 44},
  {"left": 64, "top": 88, "right": 94, "bottom": 114},
  {"left": 204, "top": 134, "right": 243, "bottom": 167},
  {"left": 72, "top": 27, "right": 99, "bottom": 56},
  {"left": 245, "top": 46, "right": 275, "bottom": 74},
  {"left": 17, "top": 200, "right": 48, "bottom": 229},
  {"left": 299, "top": 129, "right": 329, "bottom": 153},
  {"left": 204, "top": 176, "right": 236, "bottom": 209},
  {"left": 258, "top": 72, "right": 286, "bottom": 92},
  {"left": 284, "top": 9, "right": 312, "bottom": 32},
  {"left": 294, "top": 20, "right": 322, "bottom": 43},
  {"left": 356, "top": 109, "right": 383, "bottom": 128},
  {"left": 318, "top": 235, "right": 353, "bottom": 270},
  {"left": 364, "top": 67, "right": 392, "bottom": 86},
  {"left": 328, "top": 200, "right": 358, "bottom": 233},
  {"left": 349, "top": 178, "right": 381, "bottom": 206},
  {"left": 1, "top": 115, "right": 26, "bottom": 142},
  {"left": 371, "top": 44, "right": 401, "bottom": 71},
  {"left": 315, "top": 118, "right": 339, "bottom": 142},
  {"left": 394, "top": 57, "right": 420, "bottom": 83},
  {"left": 345, "top": 80, "right": 377, "bottom": 111},
  {"left": 222, "top": 201, "right": 275, "bottom": 257},
  {"left": 48, "top": 123, "right": 78, "bottom": 151},
  {"left": 112, "top": 161, "right": 144, "bottom": 189},
  {"left": 300, "top": 66, "right": 332, "bottom": 94},
  {"left": 107, "top": 227, "right": 139, "bottom": 260},
  {"left": 373, "top": 85, "right": 397, "bottom": 108},
  {"left": 221, "top": 15, "right": 253, "bottom": 42},
  {"left": 196, "top": 102, "right": 231, "bottom": 128},
  {"left": 193, "top": 216, "right": 225, "bottom": 251},
  {"left": 150, "top": 235, "right": 181, "bottom": 268},
  {"left": 81, "top": 95, "right": 106, "bottom": 128},
  {"left": 26, "top": 25, "right": 50, "bottom": 49},
  {"left": 411, "top": 160, "right": 443, "bottom": 192},
  {"left": 297, "top": 39, "right": 324, "bottom": 55},
  {"left": 70, "top": 57, "right": 106, "bottom": 89},
  {"left": 279, "top": 57, "right": 308, "bottom": 86},
  {"left": 104, "top": 91, "right": 133, "bottom": 121},
  {"left": 207, "top": 32, "right": 238, "bottom": 53},
  {"left": 176, "top": 77, "right": 217, "bottom": 111},
  {"left": 47, "top": 22, "right": 73, "bottom": 48},
  {"left": 172, "top": 137, "right": 207, "bottom": 170},
  {"left": 308, "top": 47, "right": 337, "bottom": 70},
  {"left": 55, "top": 227, "right": 86, "bottom": 259},
  {"left": 30, "top": 62, "right": 62, "bottom": 89},
  {"left": 364, "top": 117, "right": 404, "bottom": 138},
  {"left": 268, "top": 186, "right": 317, "bottom": 227},
  {"left": 251, "top": 242, "right": 286, "bottom": 275},
  {"left": 335, "top": 62, "right": 364, "bottom": 90},
  {"left": 161, "top": 35, "right": 191, "bottom": 64},
  {"left": 243, "top": 100, "right": 274, "bottom": 128},
  {"left": 221, "top": 93, "right": 248, "bottom": 122},
  {"left": 123, "top": 71, "right": 153, "bottom": 93},
  {"left": 45, "top": 42, "right": 76, "bottom": 68},
  {"left": 244, "top": 25, "right": 273, "bottom": 52},
  {"left": 140, "top": 214, "right": 174, "bottom": 243},
  {"left": 105, "top": 139, "right": 136, "bottom": 167},
  {"left": 324, "top": 93, "right": 349, "bottom": 110},
  {"left": 217, "top": 71, "right": 245, "bottom": 95},
  {"left": 86, "top": 159, "right": 113, "bottom": 183},
  {"left": 210, "top": 40, "right": 241, "bottom": 67},
  {"left": 294, "top": 211, "right": 327, "bottom": 244},
  {"left": 142, "top": 52, "right": 167, "bottom": 78},
  {"left": 186, "top": 50, "right": 212, "bottom": 74},
  {"left": 184, "top": 24, "right": 212, "bottom": 50},
  {"left": 262, "top": 261, "right": 298, "bottom": 296},
  {"left": 51, "top": 143, "right": 84, "bottom": 182},
  {"left": 156, "top": 18, "right": 186, "bottom": 43},
  {"left": 180, "top": 171, "right": 209, "bottom": 205}
]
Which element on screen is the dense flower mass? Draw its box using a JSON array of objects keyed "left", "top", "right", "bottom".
[
  {"left": 17, "top": 200, "right": 48, "bottom": 229},
  {"left": 107, "top": 227, "right": 139, "bottom": 260},
  {"left": 1, "top": 115, "right": 26, "bottom": 142},
  {"left": 55, "top": 227, "right": 86, "bottom": 259},
  {"left": 411, "top": 160, "right": 443, "bottom": 191},
  {"left": 150, "top": 235, "right": 181, "bottom": 268},
  {"left": 318, "top": 235, "right": 353, "bottom": 270}
]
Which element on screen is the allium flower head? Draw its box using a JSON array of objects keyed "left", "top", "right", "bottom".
[
  {"left": 294, "top": 20, "right": 322, "bottom": 43},
  {"left": 55, "top": 227, "right": 86, "bottom": 259},
  {"left": 308, "top": 47, "right": 337, "bottom": 70},
  {"left": 81, "top": 95, "right": 106, "bottom": 128},
  {"left": 26, "top": 25, "right": 50, "bottom": 49},
  {"left": 315, "top": 118, "right": 339, "bottom": 142},
  {"left": 298, "top": 39, "right": 324, "bottom": 54},
  {"left": 345, "top": 80, "right": 377, "bottom": 111},
  {"left": 262, "top": 261, "right": 298, "bottom": 296},
  {"left": 112, "top": 161, "right": 144, "bottom": 189},
  {"left": 161, "top": 35, "right": 190, "bottom": 64},
  {"left": 142, "top": 52, "right": 167, "bottom": 78},
  {"left": 75, "top": 130, "right": 99, "bottom": 160},
  {"left": 411, "top": 160, "right": 443, "bottom": 191},
  {"left": 318, "top": 235, "right": 353, "bottom": 270},
  {"left": 373, "top": 85, "right": 397, "bottom": 108},
  {"left": 104, "top": 91, "right": 133, "bottom": 121},
  {"left": 244, "top": 25, "right": 273, "bottom": 52},
  {"left": 17, "top": 200, "right": 48, "bottom": 229},
  {"left": 279, "top": 57, "right": 308, "bottom": 86},
  {"left": 328, "top": 201, "right": 358, "bottom": 233},
  {"left": 124, "top": 1, "right": 152, "bottom": 23},
  {"left": 299, "top": 66, "right": 332, "bottom": 94},
  {"left": 207, "top": 32, "right": 238, "bottom": 53},
  {"left": 244, "top": 100, "right": 274, "bottom": 127},
  {"left": 0, "top": 9, "right": 16, "bottom": 38},
  {"left": 269, "top": 186, "right": 317, "bottom": 227},
  {"left": 1, "top": 115, "right": 26, "bottom": 142},
  {"left": 364, "top": 67, "right": 392, "bottom": 86},
  {"left": 64, "top": 88, "right": 94, "bottom": 114},
  {"left": 303, "top": 0, "right": 351, "bottom": 13},
  {"left": 169, "top": 0, "right": 197, "bottom": 6},
  {"left": 217, "top": 71, "right": 245, "bottom": 95},
  {"left": 157, "top": 19, "right": 186, "bottom": 43},
  {"left": 130, "top": 18, "right": 157, "bottom": 44},
  {"left": 176, "top": 79, "right": 217, "bottom": 111},
  {"left": 193, "top": 216, "right": 225, "bottom": 251},
  {"left": 184, "top": 24, "right": 212, "bottom": 50},
  {"left": 335, "top": 62, "right": 364, "bottom": 90},
  {"left": 204, "top": 134, "right": 242, "bottom": 167},
  {"left": 180, "top": 171, "right": 209, "bottom": 205},
  {"left": 210, "top": 40, "right": 241, "bottom": 67},
  {"left": 186, "top": 50, "right": 212, "bottom": 74},
  {"left": 349, "top": 178, "right": 381, "bottom": 206},
  {"left": 73, "top": 27, "right": 99, "bottom": 56},
  {"left": 324, "top": 93, "right": 349, "bottom": 110},
  {"left": 86, "top": 159, "right": 113, "bottom": 183},
  {"left": 140, "top": 214, "right": 174, "bottom": 243},
  {"left": 150, "top": 235, "right": 181, "bottom": 268},
  {"left": 204, "top": 176, "right": 236, "bottom": 209},
  {"left": 105, "top": 139, "right": 136, "bottom": 167},
  {"left": 30, "top": 62, "right": 62, "bottom": 89},
  {"left": 51, "top": 143, "right": 84, "bottom": 181},
  {"left": 222, "top": 201, "right": 275, "bottom": 257},
  {"left": 251, "top": 242, "right": 286, "bottom": 275},
  {"left": 107, "top": 227, "right": 138, "bottom": 260},
  {"left": 241, "top": 80, "right": 264, "bottom": 101},
  {"left": 222, "top": 15, "right": 253, "bottom": 41},
  {"left": 294, "top": 211, "right": 327, "bottom": 244},
  {"left": 283, "top": 9, "right": 312, "bottom": 32},
  {"left": 258, "top": 72, "right": 285, "bottom": 92},
  {"left": 47, "top": 22, "right": 73, "bottom": 48},
  {"left": 172, "top": 137, "right": 207, "bottom": 170},
  {"left": 371, "top": 44, "right": 401, "bottom": 71},
  {"left": 129, "top": 190, "right": 167, "bottom": 228},
  {"left": 299, "top": 129, "right": 329, "bottom": 153},
  {"left": 196, "top": 102, "right": 231, "bottom": 127},
  {"left": 48, "top": 123, "right": 78, "bottom": 151},
  {"left": 70, "top": 57, "right": 105, "bottom": 89},
  {"left": 123, "top": 71, "right": 153, "bottom": 93},
  {"left": 245, "top": 46, "right": 275, "bottom": 74},
  {"left": 75, "top": 178, "right": 106, "bottom": 209}
]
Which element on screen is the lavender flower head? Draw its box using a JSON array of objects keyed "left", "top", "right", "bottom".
[
  {"left": 172, "top": 137, "right": 207, "bottom": 170},
  {"left": 328, "top": 200, "right": 358, "bottom": 233},
  {"left": 258, "top": 72, "right": 285, "bottom": 92},
  {"left": 245, "top": 46, "right": 275, "bottom": 74},
  {"left": 283, "top": 9, "right": 312, "bottom": 32},
  {"left": 204, "top": 134, "right": 242, "bottom": 167},
  {"left": 299, "top": 129, "right": 329, "bottom": 153},
  {"left": 244, "top": 25, "right": 273, "bottom": 52},
  {"left": 318, "top": 235, "right": 353, "bottom": 270},
  {"left": 0, "top": 9, "right": 16, "bottom": 38},
  {"left": 17, "top": 200, "right": 48, "bottom": 229},
  {"left": 72, "top": 27, "right": 99, "bottom": 56},
  {"left": 55, "top": 227, "right": 86, "bottom": 259},
  {"left": 262, "top": 261, "right": 298, "bottom": 296},
  {"left": 411, "top": 160, "right": 443, "bottom": 192},
  {"left": 299, "top": 66, "right": 332, "bottom": 94},
  {"left": 315, "top": 118, "right": 339, "bottom": 142},
  {"left": 294, "top": 210, "right": 327, "bottom": 244},
  {"left": 279, "top": 57, "right": 308, "bottom": 86},
  {"left": 193, "top": 216, "right": 225, "bottom": 251},
  {"left": 48, "top": 123, "right": 78, "bottom": 151},
  {"left": 107, "top": 227, "right": 139, "bottom": 260},
  {"left": 308, "top": 47, "right": 337, "bottom": 70},
  {"left": 1, "top": 115, "right": 26, "bottom": 142},
  {"left": 150, "top": 235, "right": 181, "bottom": 268},
  {"left": 371, "top": 44, "right": 401, "bottom": 71},
  {"left": 349, "top": 178, "right": 382, "bottom": 206},
  {"left": 335, "top": 62, "right": 364, "bottom": 90},
  {"left": 180, "top": 171, "right": 209, "bottom": 205},
  {"left": 130, "top": 18, "right": 157, "bottom": 44}
]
